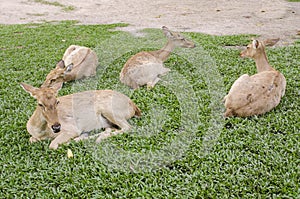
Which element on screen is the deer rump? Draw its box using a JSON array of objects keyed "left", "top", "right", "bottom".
[
  {"left": 62, "top": 45, "right": 98, "bottom": 81},
  {"left": 224, "top": 70, "right": 286, "bottom": 117}
]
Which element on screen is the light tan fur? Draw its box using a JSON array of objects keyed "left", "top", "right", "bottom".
[
  {"left": 223, "top": 38, "right": 286, "bottom": 117},
  {"left": 41, "top": 60, "right": 67, "bottom": 88},
  {"left": 42, "top": 45, "right": 98, "bottom": 87},
  {"left": 120, "top": 26, "right": 195, "bottom": 89},
  {"left": 20, "top": 82, "right": 141, "bottom": 149},
  {"left": 62, "top": 45, "right": 98, "bottom": 81}
]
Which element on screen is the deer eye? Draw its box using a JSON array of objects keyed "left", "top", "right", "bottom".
[
  {"left": 56, "top": 101, "right": 60, "bottom": 105},
  {"left": 38, "top": 103, "right": 45, "bottom": 110}
]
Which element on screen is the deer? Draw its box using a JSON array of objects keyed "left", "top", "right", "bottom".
[
  {"left": 223, "top": 38, "right": 286, "bottom": 117},
  {"left": 41, "top": 59, "right": 72, "bottom": 88},
  {"left": 41, "top": 45, "right": 98, "bottom": 88},
  {"left": 62, "top": 45, "right": 98, "bottom": 81},
  {"left": 120, "top": 26, "right": 195, "bottom": 89},
  {"left": 20, "top": 82, "right": 141, "bottom": 149}
]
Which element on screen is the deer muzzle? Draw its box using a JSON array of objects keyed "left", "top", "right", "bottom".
[
  {"left": 51, "top": 122, "right": 61, "bottom": 133},
  {"left": 240, "top": 51, "right": 245, "bottom": 58}
]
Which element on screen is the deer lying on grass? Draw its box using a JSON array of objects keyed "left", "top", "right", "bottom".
[
  {"left": 42, "top": 45, "right": 98, "bottom": 87},
  {"left": 223, "top": 38, "right": 286, "bottom": 117},
  {"left": 120, "top": 26, "right": 195, "bottom": 89},
  {"left": 20, "top": 82, "right": 141, "bottom": 149},
  {"left": 62, "top": 45, "right": 98, "bottom": 81},
  {"left": 41, "top": 60, "right": 72, "bottom": 88}
]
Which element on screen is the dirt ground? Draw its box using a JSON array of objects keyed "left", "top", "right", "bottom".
[{"left": 0, "top": 0, "right": 299, "bottom": 45}]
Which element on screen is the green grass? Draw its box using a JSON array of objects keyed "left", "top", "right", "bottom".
[{"left": 0, "top": 21, "right": 299, "bottom": 198}]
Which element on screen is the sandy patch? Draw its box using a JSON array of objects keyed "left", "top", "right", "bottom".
[{"left": 0, "top": 0, "right": 299, "bottom": 44}]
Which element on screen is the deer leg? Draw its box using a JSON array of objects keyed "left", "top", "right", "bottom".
[
  {"left": 96, "top": 119, "right": 131, "bottom": 143},
  {"left": 73, "top": 132, "right": 90, "bottom": 142},
  {"left": 49, "top": 131, "right": 79, "bottom": 149},
  {"left": 130, "top": 80, "right": 139, "bottom": 90},
  {"left": 161, "top": 67, "right": 171, "bottom": 75},
  {"left": 147, "top": 77, "right": 161, "bottom": 89},
  {"left": 73, "top": 128, "right": 117, "bottom": 142},
  {"left": 223, "top": 108, "right": 234, "bottom": 118},
  {"left": 29, "top": 136, "right": 41, "bottom": 143}
]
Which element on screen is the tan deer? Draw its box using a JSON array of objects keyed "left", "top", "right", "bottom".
[
  {"left": 223, "top": 38, "right": 286, "bottom": 117},
  {"left": 41, "top": 45, "right": 98, "bottom": 88},
  {"left": 120, "top": 26, "right": 195, "bottom": 89},
  {"left": 20, "top": 82, "right": 141, "bottom": 149},
  {"left": 62, "top": 45, "right": 98, "bottom": 81},
  {"left": 41, "top": 59, "right": 72, "bottom": 88}
]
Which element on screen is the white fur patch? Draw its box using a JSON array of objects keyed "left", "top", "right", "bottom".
[{"left": 252, "top": 40, "right": 258, "bottom": 49}]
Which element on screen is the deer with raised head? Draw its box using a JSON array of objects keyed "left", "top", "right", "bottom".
[
  {"left": 223, "top": 38, "right": 286, "bottom": 117},
  {"left": 41, "top": 45, "right": 98, "bottom": 88},
  {"left": 120, "top": 26, "right": 195, "bottom": 89},
  {"left": 20, "top": 82, "right": 141, "bottom": 149}
]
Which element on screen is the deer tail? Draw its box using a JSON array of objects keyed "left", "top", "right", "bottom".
[{"left": 131, "top": 101, "right": 141, "bottom": 117}]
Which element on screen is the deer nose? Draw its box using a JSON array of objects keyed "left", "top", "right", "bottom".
[
  {"left": 187, "top": 43, "right": 196, "bottom": 48},
  {"left": 51, "top": 123, "right": 61, "bottom": 133},
  {"left": 189, "top": 44, "right": 196, "bottom": 48}
]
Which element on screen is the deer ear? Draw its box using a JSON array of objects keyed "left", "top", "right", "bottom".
[
  {"left": 20, "top": 82, "right": 39, "bottom": 98},
  {"left": 252, "top": 40, "right": 259, "bottom": 49},
  {"left": 162, "top": 26, "right": 174, "bottom": 38},
  {"left": 263, "top": 38, "right": 279, "bottom": 46},
  {"left": 50, "top": 82, "right": 63, "bottom": 93},
  {"left": 56, "top": 60, "right": 65, "bottom": 69}
]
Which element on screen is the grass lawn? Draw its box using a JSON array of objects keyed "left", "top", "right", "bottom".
[{"left": 0, "top": 21, "right": 299, "bottom": 198}]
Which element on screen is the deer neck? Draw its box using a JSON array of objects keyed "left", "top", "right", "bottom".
[
  {"left": 254, "top": 51, "right": 274, "bottom": 73},
  {"left": 41, "top": 79, "right": 52, "bottom": 87},
  {"left": 28, "top": 107, "right": 48, "bottom": 132},
  {"left": 153, "top": 40, "right": 176, "bottom": 62},
  {"left": 41, "top": 69, "right": 64, "bottom": 88}
]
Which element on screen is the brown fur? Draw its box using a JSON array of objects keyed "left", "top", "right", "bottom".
[
  {"left": 42, "top": 45, "right": 98, "bottom": 88},
  {"left": 62, "top": 45, "right": 98, "bottom": 81},
  {"left": 120, "top": 26, "right": 195, "bottom": 89},
  {"left": 20, "top": 82, "right": 141, "bottom": 149},
  {"left": 223, "top": 39, "right": 286, "bottom": 117}
]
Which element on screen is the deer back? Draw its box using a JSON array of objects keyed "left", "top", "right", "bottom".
[{"left": 62, "top": 45, "right": 98, "bottom": 81}]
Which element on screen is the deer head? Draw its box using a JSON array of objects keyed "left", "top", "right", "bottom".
[
  {"left": 162, "top": 26, "right": 196, "bottom": 48},
  {"left": 21, "top": 82, "right": 62, "bottom": 133},
  {"left": 42, "top": 60, "right": 73, "bottom": 88},
  {"left": 240, "top": 38, "right": 279, "bottom": 59}
]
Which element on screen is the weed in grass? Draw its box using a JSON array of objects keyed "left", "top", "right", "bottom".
[{"left": 0, "top": 21, "right": 299, "bottom": 198}]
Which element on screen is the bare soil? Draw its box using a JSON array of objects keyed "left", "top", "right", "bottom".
[{"left": 1, "top": 0, "right": 299, "bottom": 45}]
